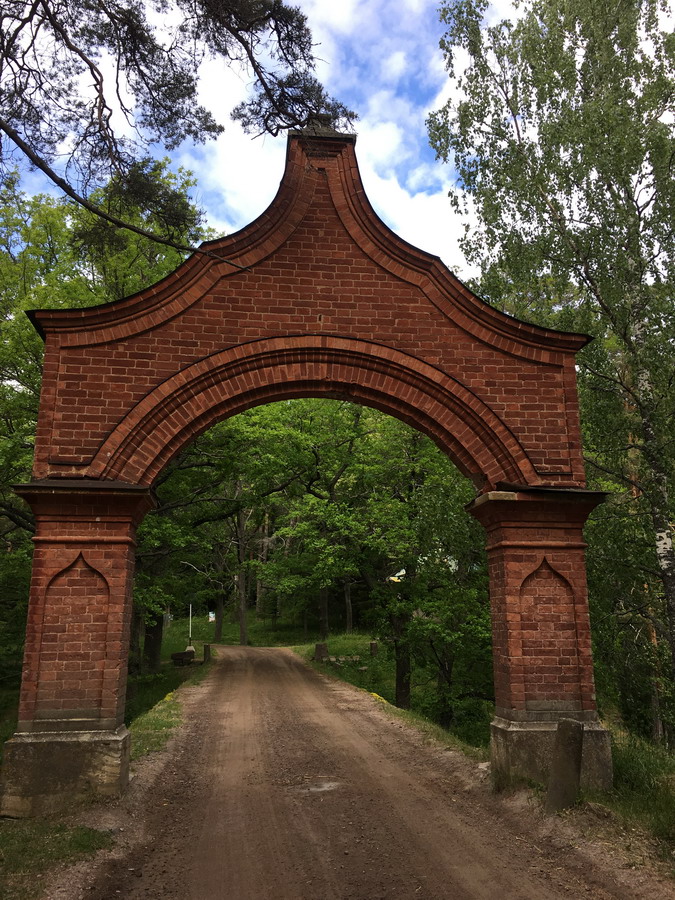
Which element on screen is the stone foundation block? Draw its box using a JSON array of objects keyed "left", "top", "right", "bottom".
[
  {"left": 491, "top": 717, "right": 612, "bottom": 792},
  {"left": 0, "top": 726, "right": 130, "bottom": 817}
]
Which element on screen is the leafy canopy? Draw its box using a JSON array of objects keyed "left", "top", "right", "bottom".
[{"left": 0, "top": 1, "right": 356, "bottom": 238}]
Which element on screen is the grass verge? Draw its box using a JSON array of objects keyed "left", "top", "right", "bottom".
[
  {"left": 129, "top": 688, "right": 184, "bottom": 761},
  {"left": 586, "top": 731, "right": 675, "bottom": 853},
  {"left": 0, "top": 820, "right": 112, "bottom": 900},
  {"left": 0, "top": 620, "right": 215, "bottom": 900},
  {"left": 128, "top": 622, "right": 215, "bottom": 761},
  {"left": 294, "top": 633, "right": 675, "bottom": 856}
]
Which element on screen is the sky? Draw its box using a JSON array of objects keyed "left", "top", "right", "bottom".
[
  {"left": 13, "top": 0, "right": 518, "bottom": 279},
  {"left": 174, "top": 0, "right": 486, "bottom": 280}
]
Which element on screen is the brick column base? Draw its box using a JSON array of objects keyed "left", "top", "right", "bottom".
[
  {"left": 491, "top": 719, "right": 612, "bottom": 791},
  {"left": 0, "top": 480, "right": 154, "bottom": 816},
  {"left": 469, "top": 486, "right": 613, "bottom": 791},
  {"left": 0, "top": 726, "right": 130, "bottom": 817}
]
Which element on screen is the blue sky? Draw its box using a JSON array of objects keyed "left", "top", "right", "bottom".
[
  {"left": 15, "top": 1, "right": 518, "bottom": 278},
  {"left": 175, "top": 0, "right": 480, "bottom": 278}
]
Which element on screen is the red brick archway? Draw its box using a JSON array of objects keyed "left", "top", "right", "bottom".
[{"left": 0, "top": 124, "right": 611, "bottom": 815}]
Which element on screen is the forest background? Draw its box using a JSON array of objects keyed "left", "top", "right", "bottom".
[{"left": 0, "top": 0, "right": 674, "bottom": 785}]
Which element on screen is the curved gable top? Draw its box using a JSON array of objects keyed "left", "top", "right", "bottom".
[
  {"left": 30, "top": 130, "right": 589, "bottom": 359},
  {"left": 29, "top": 126, "right": 589, "bottom": 491}
]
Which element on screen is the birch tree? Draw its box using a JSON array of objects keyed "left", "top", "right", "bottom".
[{"left": 427, "top": 0, "right": 675, "bottom": 675}]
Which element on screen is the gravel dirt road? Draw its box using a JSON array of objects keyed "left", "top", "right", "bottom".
[{"left": 48, "top": 646, "right": 675, "bottom": 900}]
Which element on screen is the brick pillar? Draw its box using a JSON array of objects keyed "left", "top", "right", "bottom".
[
  {"left": 0, "top": 480, "right": 155, "bottom": 816},
  {"left": 468, "top": 487, "right": 612, "bottom": 790}
]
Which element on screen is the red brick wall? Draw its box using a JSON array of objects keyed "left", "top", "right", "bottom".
[
  {"left": 470, "top": 491, "right": 601, "bottom": 722},
  {"left": 30, "top": 133, "right": 588, "bottom": 493},
  {"left": 16, "top": 132, "right": 603, "bottom": 736},
  {"left": 16, "top": 485, "right": 151, "bottom": 732}
]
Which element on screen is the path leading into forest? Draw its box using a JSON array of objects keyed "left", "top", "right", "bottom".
[{"left": 50, "top": 647, "right": 674, "bottom": 900}]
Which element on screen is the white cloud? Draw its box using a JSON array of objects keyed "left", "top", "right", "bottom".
[
  {"left": 382, "top": 50, "right": 408, "bottom": 84},
  {"left": 175, "top": 0, "right": 478, "bottom": 276}
]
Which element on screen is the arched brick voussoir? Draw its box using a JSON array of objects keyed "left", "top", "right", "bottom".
[{"left": 89, "top": 336, "right": 541, "bottom": 489}]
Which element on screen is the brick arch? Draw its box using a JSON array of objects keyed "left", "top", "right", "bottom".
[
  {"left": 1, "top": 125, "right": 614, "bottom": 818},
  {"left": 90, "top": 336, "right": 539, "bottom": 487}
]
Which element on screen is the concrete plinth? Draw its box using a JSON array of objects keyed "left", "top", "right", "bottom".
[
  {"left": 491, "top": 716, "right": 612, "bottom": 792},
  {"left": 0, "top": 726, "right": 130, "bottom": 817}
]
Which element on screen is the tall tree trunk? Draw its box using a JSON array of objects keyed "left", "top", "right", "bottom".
[
  {"left": 650, "top": 496, "right": 675, "bottom": 680},
  {"left": 143, "top": 614, "right": 164, "bottom": 673},
  {"left": 343, "top": 578, "right": 353, "bottom": 633},
  {"left": 256, "top": 512, "right": 270, "bottom": 617},
  {"left": 319, "top": 586, "right": 329, "bottom": 640},
  {"left": 631, "top": 345, "right": 675, "bottom": 679},
  {"left": 394, "top": 639, "right": 411, "bottom": 709},
  {"left": 237, "top": 570, "right": 248, "bottom": 646},
  {"left": 129, "top": 603, "right": 145, "bottom": 675},
  {"left": 214, "top": 591, "right": 224, "bottom": 642},
  {"left": 390, "top": 610, "right": 412, "bottom": 709},
  {"left": 432, "top": 642, "right": 455, "bottom": 728},
  {"left": 646, "top": 618, "right": 665, "bottom": 743},
  {"left": 236, "top": 492, "right": 249, "bottom": 646}
]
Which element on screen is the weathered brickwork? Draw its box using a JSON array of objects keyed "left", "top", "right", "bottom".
[
  {"left": 14, "top": 483, "right": 153, "bottom": 735},
  {"left": 469, "top": 490, "right": 601, "bottom": 723},
  {"left": 1, "top": 129, "right": 612, "bottom": 815},
  {"left": 30, "top": 134, "right": 588, "bottom": 488}
]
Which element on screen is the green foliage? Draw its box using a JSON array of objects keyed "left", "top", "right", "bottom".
[
  {"left": 0, "top": 165, "right": 212, "bottom": 678},
  {"left": 295, "top": 632, "right": 493, "bottom": 749},
  {"left": 605, "top": 731, "right": 675, "bottom": 846},
  {"left": 429, "top": 0, "right": 675, "bottom": 745},
  {"left": 139, "top": 397, "right": 493, "bottom": 729},
  {"left": 0, "top": 162, "right": 211, "bottom": 539},
  {"left": 1, "top": 0, "right": 355, "bottom": 232}
]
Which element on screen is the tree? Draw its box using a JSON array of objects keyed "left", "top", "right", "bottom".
[
  {"left": 427, "top": 0, "right": 675, "bottom": 689},
  {"left": 351, "top": 414, "right": 489, "bottom": 715},
  {"left": 0, "top": 0, "right": 355, "bottom": 245}
]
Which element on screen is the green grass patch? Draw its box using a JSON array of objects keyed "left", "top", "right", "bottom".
[
  {"left": 587, "top": 731, "right": 675, "bottom": 851},
  {"left": 0, "top": 820, "right": 111, "bottom": 900},
  {"left": 127, "top": 620, "right": 216, "bottom": 760},
  {"left": 129, "top": 688, "right": 184, "bottom": 761},
  {"left": 125, "top": 667, "right": 195, "bottom": 724},
  {"left": 207, "top": 613, "right": 322, "bottom": 648},
  {"left": 125, "top": 617, "right": 217, "bottom": 725}
]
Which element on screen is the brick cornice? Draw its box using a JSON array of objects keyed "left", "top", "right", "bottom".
[{"left": 14, "top": 479, "right": 156, "bottom": 522}]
